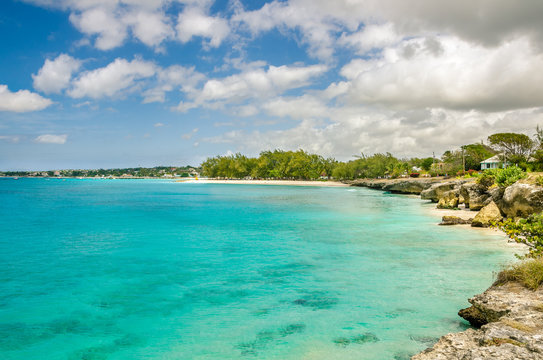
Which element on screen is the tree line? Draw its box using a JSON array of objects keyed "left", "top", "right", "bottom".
[{"left": 200, "top": 128, "right": 543, "bottom": 180}]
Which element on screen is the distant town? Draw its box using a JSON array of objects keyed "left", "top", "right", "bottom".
[{"left": 0, "top": 166, "right": 201, "bottom": 179}]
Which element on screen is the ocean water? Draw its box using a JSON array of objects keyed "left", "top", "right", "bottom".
[{"left": 0, "top": 178, "right": 518, "bottom": 360}]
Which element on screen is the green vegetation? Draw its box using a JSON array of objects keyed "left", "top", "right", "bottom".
[
  {"left": 488, "top": 133, "right": 534, "bottom": 165},
  {"left": 476, "top": 167, "right": 526, "bottom": 188},
  {"left": 3, "top": 127, "right": 542, "bottom": 181},
  {"left": 498, "top": 213, "right": 543, "bottom": 257},
  {"left": 495, "top": 257, "right": 543, "bottom": 290},
  {"left": 201, "top": 150, "right": 336, "bottom": 180},
  {"left": 332, "top": 153, "right": 409, "bottom": 180}
]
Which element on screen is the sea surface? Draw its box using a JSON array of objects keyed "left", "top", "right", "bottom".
[{"left": 0, "top": 178, "right": 518, "bottom": 360}]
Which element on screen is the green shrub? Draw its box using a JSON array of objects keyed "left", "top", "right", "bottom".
[
  {"left": 495, "top": 257, "right": 543, "bottom": 290},
  {"left": 476, "top": 171, "right": 495, "bottom": 188},
  {"left": 536, "top": 176, "right": 543, "bottom": 187},
  {"left": 494, "top": 166, "right": 526, "bottom": 187},
  {"left": 479, "top": 167, "right": 525, "bottom": 188},
  {"left": 498, "top": 213, "right": 543, "bottom": 257}
]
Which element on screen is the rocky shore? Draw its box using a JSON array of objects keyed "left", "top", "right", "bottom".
[
  {"left": 413, "top": 282, "right": 543, "bottom": 360},
  {"left": 348, "top": 177, "right": 543, "bottom": 359}
]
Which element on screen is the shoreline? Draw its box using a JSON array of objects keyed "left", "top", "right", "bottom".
[
  {"left": 422, "top": 202, "right": 527, "bottom": 251},
  {"left": 350, "top": 178, "right": 542, "bottom": 359},
  {"left": 176, "top": 179, "right": 350, "bottom": 187}
]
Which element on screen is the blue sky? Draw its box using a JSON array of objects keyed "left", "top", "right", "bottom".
[{"left": 1, "top": 0, "right": 542, "bottom": 170}]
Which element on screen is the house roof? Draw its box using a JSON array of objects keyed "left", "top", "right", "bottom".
[{"left": 480, "top": 154, "right": 503, "bottom": 164}]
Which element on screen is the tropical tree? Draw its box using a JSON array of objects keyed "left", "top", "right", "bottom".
[{"left": 488, "top": 132, "right": 534, "bottom": 164}]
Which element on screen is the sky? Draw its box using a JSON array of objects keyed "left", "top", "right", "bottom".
[{"left": 1, "top": 0, "right": 543, "bottom": 170}]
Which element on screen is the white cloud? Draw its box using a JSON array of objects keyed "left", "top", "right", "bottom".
[
  {"left": 33, "top": 54, "right": 81, "bottom": 94},
  {"left": 26, "top": 0, "right": 175, "bottom": 50},
  {"left": 336, "top": 36, "right": 543, "bottom": 111},
  {"left": 233, "top": 0, "right": 343, "bottom": 60},
  {"left": 175, "top": 63, "right": 328, "bottom": 111},
  {"left": 34, "top": 134, "right": 68, "bottom": 144},
  {"left": 263, "top": 95, "right": 329, "bottom": 119},
  {"left": 68, "top": 58, "right": 156, "bottom": 99},
  {"left": 143, "top": 65, "right": 205, "bottom": 104},
  {"left": 154, "top": 122, "right": 165, "bottom": 127},
  {"left": 124, "top": 9, "right": 174, "bottom": 48},
  {"left": 69, "top": 7, "right": 128, "bottom": 50},
  {"left": 339, "top": 23, "right": 402, "bottom": 54},
  {"left": 177, "top": 6, "right": 230, "bottom": 47},
  {"left": 0, "top": 85, "right": 53, "bottom": 112}
]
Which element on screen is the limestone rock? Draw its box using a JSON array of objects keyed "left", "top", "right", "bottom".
[
  {"left": 439, "top": 216, "right": 472, "bottom": 225},
  {"left": 458, "top": 306, "right": 487, "bottom": 327},
  {"left": 412, "top": 282, "right": 543, "bottom": 360},
  {"left": 381, "top": 180, "right": 435, "bottom": 195},
  {"left": 421, "top": 182, "right": 459, "bottom": 202},
  {"left": 459, "top": 182, "right": 492, "bottom": 211},
  {"left": 471, "top": 201, "right": 503, "bottom": 227},
  {"left": 499, "top": 183, "right": 543, "bottom": 219},
  {"left": 349, "top": 179, "right": 386, "bottom": 190},
  {"left": 437, "top": 191, "right": 459, "bottom": 209}
]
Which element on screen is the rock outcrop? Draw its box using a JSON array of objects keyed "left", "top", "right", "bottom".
[
  {"left": 381, "top": 180, "right": 434, "bottom": 194},
  {"left": 350, "top": 179, "right": 439, "bottom": 195},
  {"left": 499, "top": 183, "right": 543, "bottom": 219},
  {"left": 439, "top": 216, "right": 472, "bottom": 225},
  {"left": 421, "top": 182, "right": 460, "bottom": 202},
  {"left": 412, "top": 282, "right": 543, "bottom": 360},
  {"left": 471, "top": 201, "right": 503, "bottom": 227},
  {"left": 460, "top": 182, "right": 491, "bottom": 211},
  {"left": 437, "top": 191, "right": 460, "bottom": 209}
]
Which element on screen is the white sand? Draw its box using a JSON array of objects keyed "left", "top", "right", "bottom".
[
  {"left": 421, "top": 201, "right": 527, "bottom": 253},
  {"left": 176, "top": 179, "right": 349, "bottom": 187}
]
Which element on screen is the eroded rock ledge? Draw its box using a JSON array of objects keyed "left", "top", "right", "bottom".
[{"left": 412, "top": 282, "right": 543, "bottom": 360}]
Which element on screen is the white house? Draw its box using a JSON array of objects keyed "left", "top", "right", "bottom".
[{"left": 480, "top": 154, "right": 508, "bottom": 170}]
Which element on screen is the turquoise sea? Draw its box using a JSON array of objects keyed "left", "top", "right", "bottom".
[{"left": 0, "top": 179, "right": 517, "bottom": 360}]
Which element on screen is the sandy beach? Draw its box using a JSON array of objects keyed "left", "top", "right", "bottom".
[
  {"left": 422, "top": 201, "right": 527, "bottom": 252},
  {"left": 176, "top": 179, "right": 349, "bottom": 187}
]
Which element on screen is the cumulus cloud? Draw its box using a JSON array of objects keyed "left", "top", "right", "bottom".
[
  {"left": 339, "top": 23, "right": 402, "bottom": 54},
  {"left": 25, "top": 0, "right": 232, "bottom": 50},
  {"left": 69, "top": 7, "right": 128, "bottom": 50},
  {"left": 34, "top": 134, "right": 68, "bottom": 144},
  {"left": 177, "top": 6, "right": 230, "bottom": 47},
  {"left": 123, "top": 9, "right": 174, "bottom": 48},
  {"left": 33, "top": 54, "right": 81, "bottom": 94},
  {"left": 234, "top": 0, "right": 543, "bottom": 59},
  {"left": 335, "top": 36, "right": 543, "bottom": 111},
  {"left": 68, "top": 58, "right": 156, "bottom": 99},
  {"left": 143, "top": 65, "right": 205, "bottom": 104},
  {"left": 233, "top": 0, "right": 343, "bottom": 60},
  {"left": 175, "top": 63, "right": 328, "bottom": 111},
  {"left": 0, "top": 85, "right": 53, "bottom": 112},
  {"left": 26, "top": 0, "right": 175, "bottom": 50},
  {"left": 262, "top": 95, "right": 329, "bottom": 119}
]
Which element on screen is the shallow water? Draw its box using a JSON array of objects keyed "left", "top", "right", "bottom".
[{"left": 0, "top": 179, "right": 517, "bottom": 359}]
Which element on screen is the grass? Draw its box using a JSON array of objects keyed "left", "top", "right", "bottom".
[{"left": 494, "top": 257, "right": 543, "bottom": 290}]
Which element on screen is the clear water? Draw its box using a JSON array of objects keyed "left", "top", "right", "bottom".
[{"left": 0, "top": 179, "right": 517, "bottom": 360}]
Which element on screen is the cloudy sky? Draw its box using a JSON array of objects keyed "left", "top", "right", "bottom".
[{"left": 1, "top": 0, "right": 543, "bottom": 170}]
